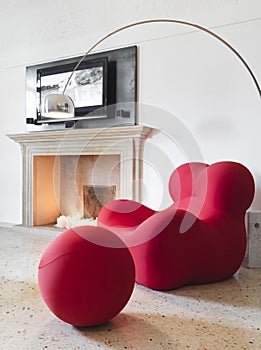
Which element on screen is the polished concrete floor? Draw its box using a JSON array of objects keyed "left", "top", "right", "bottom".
[{"left": 0, "top": 225, "right": 261, "bottom": 349}]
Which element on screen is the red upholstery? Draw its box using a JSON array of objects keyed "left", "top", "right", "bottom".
[
  {"left": 38, "top": 226, "right": 135, "bottom": 326},
  {"left": 98, "top": 161, "right": 255, "bottom": 290},
  {"left": 169, "top": 162, "right": 208, "bottom": 202}
]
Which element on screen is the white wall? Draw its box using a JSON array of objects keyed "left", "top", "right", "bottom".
[{"left": 0, "top": 0, "right": 260, "bottom": 223}]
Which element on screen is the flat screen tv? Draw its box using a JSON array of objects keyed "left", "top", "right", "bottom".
[
  {"left": 26, "top": 46, "right": 137, "bottom": 130},
  {"left": 37, "top": 58, "right": 108, "bottom": 118}
]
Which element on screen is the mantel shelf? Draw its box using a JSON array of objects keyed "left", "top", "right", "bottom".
[{"left": 7, "top": 125, "right": 153, "bottom": 145}]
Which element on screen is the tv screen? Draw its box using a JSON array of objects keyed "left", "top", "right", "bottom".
[{"left": 37, "top": 58, "right": 108, "bottom": 118}]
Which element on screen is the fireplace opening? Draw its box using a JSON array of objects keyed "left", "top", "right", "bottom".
[{"left": 33, "top": 154, "right": 120, "bottom": 227}]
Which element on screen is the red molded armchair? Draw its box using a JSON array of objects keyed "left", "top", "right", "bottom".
[{"left": 98, "top": 161, "right": 255, "bottom": 290}]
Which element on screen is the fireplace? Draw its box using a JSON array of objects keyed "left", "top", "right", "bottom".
[{"left": 8, "top": 126, "right": 152, "bottom": 227}]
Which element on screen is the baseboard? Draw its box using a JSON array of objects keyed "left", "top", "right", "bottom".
[{"left": 0, "top": 222, "right": 16, "bottom": 228}]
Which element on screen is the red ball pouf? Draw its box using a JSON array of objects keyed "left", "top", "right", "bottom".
[{"left": 38, "top": 226, "right": 135, "bottom": 327}]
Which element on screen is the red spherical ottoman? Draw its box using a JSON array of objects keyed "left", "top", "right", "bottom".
[{"left": 38, "top": 226, "right": 135, "bottom": 327}]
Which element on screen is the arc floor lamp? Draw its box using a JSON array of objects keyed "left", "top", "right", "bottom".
[{"left": 43, "top": 19, "right": 261, "bottom": 118}]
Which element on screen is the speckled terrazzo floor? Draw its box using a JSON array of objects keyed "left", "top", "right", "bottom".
[{"left": 0, "top": 225, "right": 261, "bottom": 350}]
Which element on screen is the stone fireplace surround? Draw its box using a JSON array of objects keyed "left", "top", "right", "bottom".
[{"left": 8, "top": 125, "right": 152, "bottom": 227}]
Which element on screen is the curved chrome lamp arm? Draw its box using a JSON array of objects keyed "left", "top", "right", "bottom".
[{"left": 62, "top": 18, "right": 261, "bottom": 98}]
